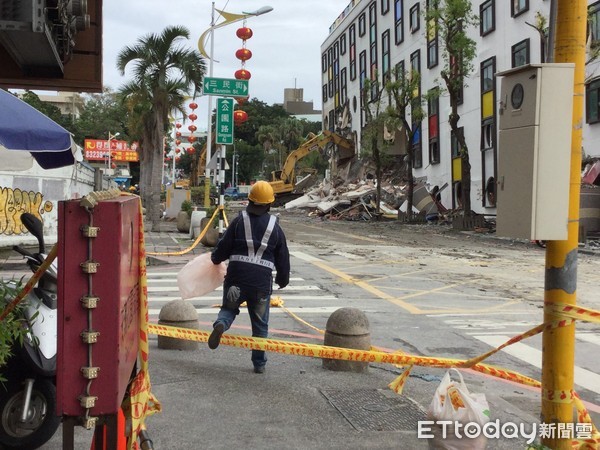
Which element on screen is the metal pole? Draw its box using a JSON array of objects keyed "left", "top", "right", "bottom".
[
  {"left": 172, "top": 149, "right": 176, "bottom": 185},
  {"left": 204, "top": 2, "right": 216, "bottom": 208},
  {"left": 218, "top": 144, "right": 226, "bottom": 236},
  {"left": 541, "top": 0, "right": 586, "bottom": 448}
]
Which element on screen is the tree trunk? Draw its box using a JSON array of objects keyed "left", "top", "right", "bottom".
[
  {"left": 448, "top": 108, "right": 472, "bottom": 216},
  {"left": 373, "top": 137, "right": 381, "bottom": 215},
  {"left": 406, "top": 145, "right": 414, "bottom": 221}
]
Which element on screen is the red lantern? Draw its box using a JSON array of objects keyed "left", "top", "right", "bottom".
[
  {"left": 176, "top": 131, "right": 182, "bottom": 138},
  {"left": 189, "top": 102, "right": 198, "bottom": 110},
  {"left": 175, "top": 156, "right": 181, "bottom": 162},
  {"left": 188, "top": 113, "right": 198, "bottom": 121},
  {"left": 236, "top": 96, "right": 249, "bottom": 105},
  {"left": 175, "top": 139, "right": 181, "bottom": 145},
  {"left": 235, "top": 48, "right": 252, "bottom": 61},
  {"left": 233, "top": 110, "right": 248, "bottom": 124},
  {"left": 187, "top": 136, "right": 197, "bottom": 143},
  {"left": 175, "top": 148, "right": 181, "bottom": 154},
  {"left": 235, "top": 69, "right": 251, "bottom": 80},
  {"left": 186, "top": 147, "right": 195, "bottom": 155},
  {"left": 236, "top": 27, "right": 253, "bottom": 40},
  {"left": 111, "top": 162, "right": 117, "bottom": 169},
  {"left": 188, "top": 124, "right": 197, "bottom": 132},
  {"left": 175, "top": 123, "right": 182, "bottom": 129}
]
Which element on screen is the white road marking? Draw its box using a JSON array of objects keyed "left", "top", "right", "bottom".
[
  {"left": 147, "top": 284, "right": 323, "bottom": 293},
  {"left": 148, "top": 295, "right": 338, "bottom": 302},
  {"left": 472, "top": 334, "right": 600, "bottom": 395},
  {"left": 576, "top": 333, "right": 600, "bottom": 346},
  {"left": 290, "top": 251, "right": 324, "bottom": 263},
  {"left": 149, "top": 306, "right": 367, "bottom": 315}
]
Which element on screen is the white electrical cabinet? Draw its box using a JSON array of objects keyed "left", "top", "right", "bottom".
[{"left": 496, "top": 63, "right": 574, "bottom": 240}]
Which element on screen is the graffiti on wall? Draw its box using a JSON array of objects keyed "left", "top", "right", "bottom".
[{"left": 0, "top": 187, "right": 53, "bottom": 235}]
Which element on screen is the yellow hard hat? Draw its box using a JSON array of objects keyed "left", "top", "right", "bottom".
[{"left": 248, "top": 181, "right": 275, "bottom": 205}]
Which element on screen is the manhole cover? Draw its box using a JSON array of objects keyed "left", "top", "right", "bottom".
[{"left": 321, "top": 389, "right": 427, "bottom": 431}]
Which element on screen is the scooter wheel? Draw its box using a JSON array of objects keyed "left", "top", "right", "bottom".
[{"left": 0, "top": 378, "right": 60, "bottom": 449}]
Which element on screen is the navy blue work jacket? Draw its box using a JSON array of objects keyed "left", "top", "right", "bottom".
[{"left": 211, "top": 211, "right": 290, "bottom": 294}]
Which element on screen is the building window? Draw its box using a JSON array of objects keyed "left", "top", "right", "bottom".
[
  {"left": 322, "top": 53, "right": 327, "bottom": 73},
  {"left": 410, "top": 50, "right": 421, "bottom": 76},
  {"left": 485, "top": 177, "right": 496, "bottom": 207},
  {"left": 427, "top": 40, "right": 438, "bottom": 68},
  {"left": 410, "top": 4, "right": 420, "bottom": 33},
  {"left": 428, "top": 90, "right": 440, "bottom": 164},
  {"left": 395, "top": 60, "right": 405, "bottom": 80},
  {"left": 451, "top": 128, "right": 463, "bottom": 158},
  {"left": 381, "top": 0, "right": 390, "bottom": 14},
  {"left": 394, "top": 0, "right": 404, "bottom": 44},
  {"left": 412, "top": 122, "right": 422, "bottom": 168},
  {"left": 590, "top": 2, "right": 600, "bottom": 46},
  {"left": 322, "top": 85, "right": 328, "bottom": 103},
  {"left": 511, "top": 0, "right": 528, "bottom": 17},
  {"left": 359, "top": 13, "right": 366, "bottom": 37},
  {"left": 382, "top": 30, "right": 391, "bottom": 83},
  {"left": 349, "top": 24, "right": 356, "bottom": 81},
  {"left": 341, "top": 68, "right": 348, "bottom": 105},
  {"left": 370, "top": 2, "right": 378, "bottom": 43},
  {"left": 481, "top": 119, "right": 494, "bottom": 150},
  {"left": 340, "top": 33, "right": 347, "bottom": 55},
  {"left": 481, "top": 58, "right": 494, "bottom": 93},
  {"left": 586, "top": 78, "right": 600, "bottom": 124},
  {"left": 480, "top": 0, "right": 495, "bottom": 35},
  {"left": 511, "top": 39, "right": 529, "bottom": 67},
  {"left": 359, "top": 50, "right": 367, "bottom": 89}
]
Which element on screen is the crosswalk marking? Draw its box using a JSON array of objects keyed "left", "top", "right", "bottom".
[
  {"left": 147, "top": 272, "right": 337, "bottom": 305},
  {"left": 577, "top": 333, "right": 600, "bottom": 346},
  {"left": 149, "top": 295, "right": 338, "bottom": 302},
  {"left": 147, "top": 284, "right": 323, "bottom": 293},
  {"left": 149, "top": 306, "right": 376, "bottom": 316},
  {"left": 472, "top": 334, "right": 600, "bottom": 395}
]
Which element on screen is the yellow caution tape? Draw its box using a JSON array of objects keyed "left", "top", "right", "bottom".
[
  {"left": 148, "top": 298, "right": 600, "bottom": 449},
  {"left": 147, "top": 206, "right": 228, "bottom": 256}
]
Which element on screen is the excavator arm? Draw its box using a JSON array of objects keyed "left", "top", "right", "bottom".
[{"left": 269, "top": 130, "right": 354, "bottom": 198}]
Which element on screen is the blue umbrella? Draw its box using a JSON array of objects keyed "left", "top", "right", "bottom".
[{"left": 0, "top": 88, "right": 80, "bottom": 170}]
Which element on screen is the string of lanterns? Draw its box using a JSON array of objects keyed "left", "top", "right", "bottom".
[{"left": 234, "top": 23, "right": 252, "bottom": 125}]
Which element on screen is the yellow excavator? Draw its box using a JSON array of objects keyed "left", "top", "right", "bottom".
[{"left": 269, "top": 130, "right": 354, "bottom": 204}]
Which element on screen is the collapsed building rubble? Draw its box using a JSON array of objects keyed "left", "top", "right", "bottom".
[{"left": 284, "top": 176, "right": 447, "bottom": 222}]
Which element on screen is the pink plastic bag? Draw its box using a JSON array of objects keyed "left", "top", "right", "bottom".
[{"left": 177, "top": 253, "right": 226, "bottom": 300}]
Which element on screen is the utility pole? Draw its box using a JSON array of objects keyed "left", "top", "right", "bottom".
[{"left": 541, "top": 0, "right": 586, "bottom": 448}]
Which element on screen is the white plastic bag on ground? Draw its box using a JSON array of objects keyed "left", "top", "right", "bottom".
[
  {"left": 427, "top": 368, "right": 491, "bottom": 450},
  {"left": 177, "top": 253, "right": 226, "bottom": 300}
]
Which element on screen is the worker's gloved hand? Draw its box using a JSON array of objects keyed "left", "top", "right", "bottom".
[{"left": 277, "top": 282, "right": 288, "bottom": 289}]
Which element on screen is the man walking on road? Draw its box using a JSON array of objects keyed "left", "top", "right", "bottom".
[{"left": 208, "top": 181, "right": 290, "bottom": 373}]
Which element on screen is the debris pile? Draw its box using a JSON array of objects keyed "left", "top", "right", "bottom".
[{"left": 284, "top": 177, "right": 447, "bottom": 222}]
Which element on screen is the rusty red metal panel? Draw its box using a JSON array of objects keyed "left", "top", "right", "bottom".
[{"left": 57, "top": 196, "right": 139, "bottom": 416}]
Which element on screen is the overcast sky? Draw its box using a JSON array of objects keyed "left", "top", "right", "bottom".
[{"left": 103, "top": 0, "right": 350, "bottom": 130}]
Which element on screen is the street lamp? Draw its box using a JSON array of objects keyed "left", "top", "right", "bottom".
[
  {"left": 198, "top": 3, "right": 274, "bottom": 208},
  {"left": 106, "top": 131, "right": 120, "bottom": 179}
]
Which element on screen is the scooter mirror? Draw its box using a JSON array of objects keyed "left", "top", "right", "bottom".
[{"left": 21, "top": 213, "right": 45, "bottom": 254}]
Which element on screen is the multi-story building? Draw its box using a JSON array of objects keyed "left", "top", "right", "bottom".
[{"left": 321, "top": 0, "right": 600, "bottom": 215}]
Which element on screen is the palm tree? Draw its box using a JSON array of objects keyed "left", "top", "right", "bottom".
[{"left": 117, "top": 25, "right": 206, "bottom": 231}]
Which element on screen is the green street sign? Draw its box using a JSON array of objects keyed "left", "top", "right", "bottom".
[
  {"left": 203, "top": 77, "right": 249, "bottom": 97},
  {"left": 216, "top": 98, "right": 234, "bottom": 145}
]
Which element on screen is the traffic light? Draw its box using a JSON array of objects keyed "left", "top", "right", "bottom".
[{"left": 0, "top": 0, "right": 103, "bottom": 92}]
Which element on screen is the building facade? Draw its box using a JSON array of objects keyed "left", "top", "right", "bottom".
[{"left": 321, "top": 0, "right": 600, "bottom": 214}]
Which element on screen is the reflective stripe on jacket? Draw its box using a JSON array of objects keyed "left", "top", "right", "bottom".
[{"left": 211, "top": 210, "right": 290, "bottom": 293}]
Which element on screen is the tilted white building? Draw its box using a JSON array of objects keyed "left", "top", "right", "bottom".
[{"left": 321, "top": 0, "right": 600, "bottom": 215}]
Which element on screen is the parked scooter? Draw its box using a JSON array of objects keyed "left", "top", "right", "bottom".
[{"left": 0, "top": 213, "right": 60, "bottom": 449}]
